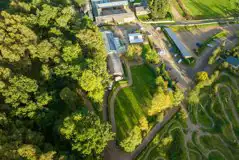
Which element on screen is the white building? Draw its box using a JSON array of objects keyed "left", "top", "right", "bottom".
[{"left": 128, "top": 33, "right": 144, "bottom": 44}]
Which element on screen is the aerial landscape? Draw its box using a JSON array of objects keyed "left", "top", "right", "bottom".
[{"left": 0, "top": 0, "right": 239, "bottom": 160}]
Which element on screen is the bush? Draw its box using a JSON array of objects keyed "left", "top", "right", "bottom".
[
  {"left": 208, "top": 46, "right": 222, "bottom": 65},
  {"left": 196, "top": 71, "right": 209, "bottom": 82},
  {"left": 126, "top": 45, "right": 142, "bottom": 61},
  {"left": 120, "top": 126, "right": 142, "bottom": 152}
]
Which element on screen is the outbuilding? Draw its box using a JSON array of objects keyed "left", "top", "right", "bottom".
[
  {"left": 128, "top": 33, "right": 144, "bottom": 44},
  {"left": 164, "top": 28, "right": 192, "bottom": 59}
]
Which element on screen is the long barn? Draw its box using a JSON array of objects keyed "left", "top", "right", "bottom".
[{"left": 164, "top": 28, "right": 192, "bottom": 59}]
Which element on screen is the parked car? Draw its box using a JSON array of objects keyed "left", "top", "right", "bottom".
[
  {"left": 177, "top": 59, "right": 182, "bottom": 64},
  {"left": 108, "top": 82, "right": 113, "bottom": 90},
  {"left": 196, "top": 42, "right": 202, "bottom": 47},
  {"left": 156, "top": 48, "right": 165, "bottom": 55},
  {"left": 207, "top": 44, "right": 214, "bottom": 48}
]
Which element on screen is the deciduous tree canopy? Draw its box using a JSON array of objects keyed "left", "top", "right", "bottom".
[{"left": 0, "top": 0, "right": 112, "bottom": 159}]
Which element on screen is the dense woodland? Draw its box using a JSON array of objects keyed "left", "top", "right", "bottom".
[{"left": 0, "top": 0, "right": 115, "bottom": 159}]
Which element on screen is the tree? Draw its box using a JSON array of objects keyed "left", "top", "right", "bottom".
[
  {"left": 196, "top": 71, "right": 209, "bottom": 82},
  {"left": 139, "top": 116, "right": 149, "bottom": 131},
  {"left": 33, "top": 40, "right": 59, "bottom": 63},
  {"left": 120, "top": 126, "right": 142, "bottom": 152},
  {"left": 145, "top": 49, "right": 160, "bottom": 64},
  {"left": 0, "top": 1, "right": 111, "bottom": 159},
  {"left": 149, "top": 0, "right": 169, "bottom": 19},
  {"left": 148, "top": 88, "right": 173, "bottom": 116},
  {"left": 0, "top": 11, "right": 37, "bottom": 62},
  {"left": 222, "top": 61, "right": 229, "bottom": 68},
  {"left": 60, "top": 112, "right": 115, "bottom": 155},
  {"left": 62, "top": 43, "right": 82, "bottom": 63},
  {"left": 79, "top": 70, "right": 104, "bottom": 102},
  {"left": 126, "top": 45, "right": 142, "bottom": 61},
  {"left": 60, "top": 87, "right": 79, "bottom": 110},
  {"left": 173, "top": 87, "right": 184, "bottom": 106},
  {"left": 0, "top": 75, "right": 38, "bottom": 107},
  {"left": 0, "top": 67, "right": 11, "bottom": 80},
  {"left": 18, "top": 145, "right": 38, "bottom": 160},
  {"left": 36, "top": 4, "right": 59, "bottom": 27},
  {"left": 74, "top": 0, "right": 86, "bottom": 6}
]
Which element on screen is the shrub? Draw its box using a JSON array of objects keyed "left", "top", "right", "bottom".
[{"left": 120, "top": 126, "right": 142, "bottom": 152}]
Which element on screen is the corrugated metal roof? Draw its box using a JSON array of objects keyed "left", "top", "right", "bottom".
[
  {"left": 108, "top": 53, "right": 124, "bottom": 76},
  {"left": 164, "top": 28, "right": 192, "bottom": 58},
  {"left": 97, "top": 1, "right": 128, "bottom": 8}
]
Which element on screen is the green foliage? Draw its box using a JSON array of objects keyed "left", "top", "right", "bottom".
[
  {"left": 149, "top": 0, "right": 169, "bottom": 19},
  {"left": 79, "top": 70, "right": 104, "bottom": 102},
  {"left": 0, "top": 1, "right": 111, "bottom": 159},
  {"left": 0, "top": 11, "right": 37, "bottom": 62},
  {"left": 208, "top": 45, "right": 223, "bottom": 65},
  {"left": 60, "top": 112, "right": 115, "bottom": 155},
  {"left": 62, "top": 43, "right": 82, "bottom": 62},
  {"left": 126, "top": 44, "right": 142, "bottom": 61},
  {"left": 144, "top": 45, "right": 160, "bottom": 64},
  {"left": 188, "top": 71, "right": 219, "bottom": 104},
  {"left": 196, "top": 71, "right": 209, "bottom": 82},
  {"left": 120, "top": 126, "right": 142, "bottom": 152}
]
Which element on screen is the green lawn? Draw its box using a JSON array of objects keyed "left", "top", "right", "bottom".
[
  {"left": 115, "top": 65, "right": 156, "bottom": 141},
  {"left": 181, "top": 0, "right": 239, "bottom": 19}
]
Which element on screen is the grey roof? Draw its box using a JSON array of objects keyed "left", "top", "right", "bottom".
[
  {"left": 105, "top": 31, "right": 116, "bottom": 51},
  {"left": 226, "top": 56, "right": 239, "bottom": 67},
  {"left": 97, "top": 1, "right": 128, "bottom": 8},
  {"left": 164, "top": 28, "right": 192, "bottom": 58},
  {"left": 108, "top": 53, "right": 124, "bottom": 76}
]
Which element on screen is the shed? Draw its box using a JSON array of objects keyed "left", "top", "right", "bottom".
[
  {"left": 135, "top": 6, "right": 150, "bottom": 16},
  {"left": 128, "top": 33, "right": 144, "bottom": 44}
]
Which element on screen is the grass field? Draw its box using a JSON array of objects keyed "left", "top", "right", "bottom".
[
  {"left": 137, "top": 70, "right": 239, "bottom": 159},
  {"left": 181, "top": 0, "right": 239, "bottom": 19},
  {"left": 114, "top": 65, "right": 157, "bottom": 141}
]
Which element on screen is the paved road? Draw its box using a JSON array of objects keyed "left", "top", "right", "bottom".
[
  {"left": 141, "top": 17, "right": 239, "bottom": 26},
  {"left": 103, "top": 90, "right": 109, "bottom": 121},
  {"left": 186, "top": 36, "right": 238, "bottom": 79}
]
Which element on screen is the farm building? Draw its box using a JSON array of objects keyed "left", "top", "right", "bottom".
[
  {"left": 164, "top": 28, "right": 192, "bottom": 59},
  {"left": 226, "top": 56, "right": 239, "bottom": 69},
  {"left": 135, "top": 6, "right": 150, "bottom": 16},
  {"left": 102, "top": 31, "right": 126, "bottom": 54},
  {"left": 108, "top": 53, "right": 124, "bottom": 81},
  {"left": 128, "top": 33, "right": 144, "bottom": 44},
  {"left": 91, "top": 0, "right": 135, "bottom": 24}
]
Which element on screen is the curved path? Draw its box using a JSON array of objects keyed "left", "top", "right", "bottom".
[
  {"left": 105, "top": 59, "right": 181, "bottom": 160},
  {"left": 104, "top": 59, "right": 134, "bottom": 160}
]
